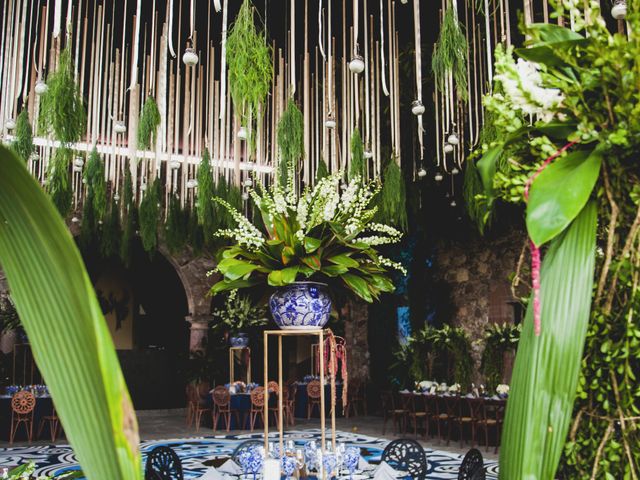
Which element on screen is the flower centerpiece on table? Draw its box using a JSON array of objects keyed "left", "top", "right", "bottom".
[
  {"left": 496, "top": 384, "right": 510, "bottom": 398},
  {"left": 448, "top": 383, "right": 461, "bottom": 394},
  {"left": 212, "top": 290, "right": 268, "bottom": 346},
  {"left": 210, "top": 171, "right": 406, "bottom": 330}
]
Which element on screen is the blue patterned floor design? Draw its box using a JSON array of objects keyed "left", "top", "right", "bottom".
[{"left": 0, "top": 429, "right": 498, "bottom": 479}]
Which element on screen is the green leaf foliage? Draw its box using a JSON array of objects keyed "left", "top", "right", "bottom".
[
  {"left": 379, "top": 159, "right": 408, "bottom": 231},
  {"left": 84, "top": 148, "right": 108, "bottom": 222},
  {"left": 46, "top": 148, "right": 73, "bottom": 217},
  {"left": 12, "top": 110, "right": 34, "bottom": 162},
  {"left": 526, "top": 147, "right": 602, "bottom": 247},
  {"left": 138, "top": 178, "right": 161, "bottom": 254},
  {"left": 120, "top": 167, "right": 136, "bottom": 267},
  {"left": 316, "top": 158, "right": 329, "bottom": 182},
  {"left": 39, "top": 46, "right": 86, "bottom": 145},
  {"left": 196, "top": 148, "right": 218, "bottom": 243},
  {"left": 0, "top": 145, "right": 141, "bottom": 479},
  {"left": 432, "top": 8, "right": 468, "bottom": 100},
  {"left": 349, "top": 128, "right": 365, "bottom": 182},
  {"left": 480, "top": 323, "right": 521, "bottom": 391},
  {"left": 138, "top": 96, "right": 160, "bottom": 150},
  {"left": 100, "top": 201, "right": 121, "bottom": 258},
  {"left": 165, "top": 194, "right": 188, "bottom": 254},
  {"left": 277, "top": 98, "right": 304, "bottom": 188},
  {"left": 499, "top": 201, "right": 597, "bottom": 480}
]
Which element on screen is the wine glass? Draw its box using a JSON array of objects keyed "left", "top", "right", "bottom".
[
  {"left": 304, "top": 441, "right": 319, "bottom": 471},
  {"left": 343, "top": 447, "right": 360, "bottom": 479},
  {"left": 322, "top": 452, "right": 338, "bottom": 478},
  {"left": 281, "top": 455, "right": 297, "bottom": 480}
]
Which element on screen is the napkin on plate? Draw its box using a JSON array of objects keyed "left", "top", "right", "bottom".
[
  {"left": 358, "top": 457, "right": 375, "bottom": 471},
  {"left": 373, "top": 461, "right": 401, "bottom": 479},
  {"left": 217, "top": 459, "right": 242, "bottom": 475},
  {"left": 197, "top": 467, "right": 224, "bottom": 479}
]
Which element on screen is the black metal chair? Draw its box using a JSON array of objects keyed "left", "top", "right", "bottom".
[
  {"left": 458, "top": 448, "right": 485, "bottom": 480},
  {"left": 144, "top": 446, "right": 183, "bottom": 480},
  {"left": 232, "top": 440, "right": 264, "bottom": 465},
  {"left": 381, "top": 438, "right": 428, "bottom": 480}
]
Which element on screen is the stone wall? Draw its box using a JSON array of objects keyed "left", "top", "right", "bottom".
[{"left": 433, "top": 231, "right": 526, "bottom": 382}]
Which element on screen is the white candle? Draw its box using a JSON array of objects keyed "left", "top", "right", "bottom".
[{"left": 263, "top": 458, "right": 280, "bottom": 480}]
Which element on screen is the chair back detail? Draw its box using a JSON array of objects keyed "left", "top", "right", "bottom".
[
  {"left": 250, "top": 387, "right": 266, "bottom": 408},
  {"left": 457, "top": 448, "right": 485, "bottom": 480},
  {"left": 307, "top": 380, "right": 322, "bottom": 399},
  {"left": 267, "top": 381, "right": 279, "bottom": 394},
  {"left": 144, "top": 446, "right": 184, "bottom": 480},
  {"left": 11, "top": 391, "right": 36, "bottom": 415},
  {"left": 212, "top": 386, "right": 230, "bottom": 407},
  {"left": 381, "top": 438, "right": 428, "bottom": 480}
]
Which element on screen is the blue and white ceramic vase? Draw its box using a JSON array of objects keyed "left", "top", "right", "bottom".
[
  {"left": 269, "top": 282, "right": 331, "bottom": 330},
  {"left": 229, "top": 332, "right": 249, "bottom": 347}
]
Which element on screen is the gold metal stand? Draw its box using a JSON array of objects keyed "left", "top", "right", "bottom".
[
  {"left": 229, "top": 346, "right": 251, "bottom": 384},
  {"left": 263, "top": 329, "right": 337, "bottom": 460}
]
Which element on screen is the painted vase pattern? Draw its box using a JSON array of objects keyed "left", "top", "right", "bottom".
[
  {"left": 269, "top": 282, "right": 331, "bottom": 330},
  {"left": 229, "top": 333, "right": 249, "bottom": 348}
]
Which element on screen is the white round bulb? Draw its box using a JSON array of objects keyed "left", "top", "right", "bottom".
[
  {"left": 5, "top": 119, "right": 15, "bottom": 130},
  {"left": 450, "top": 200, "right": 457, "bottom": 207},
  {"left": 447, "top": 133, "right": 459, "bottom": 145},
  {"left": 451, "top": 167, "right": 460, "bottom": 175},
  {"left": 411, "top": 100, "right": 425, "bottom": 116},
  {"left": 169, "top": 160, "right": 181, "bottom": 170},
  {"left": 349, "top": 55, "right": 365, "bottom": 74},
  {"left": 243, "top": 178, "right": 253, "bottom": 187},
  {"left": 364, "top": 151, "right": 374, "bottom": 159},
  {"left": 35, "top": 81, "right": 48, "bottom": 95},
  {"left": 74, "top": 157, "right": 84, "bottom": 168},
  {"left": 241, "top": 192, "right": 249, "bottom": 201},
  {"left": 612, "top": 0, "right": 627, "bottom": 19},
  {"left": 417, "top": 168, "right": 427, "bottom": 178},
  {"left": 114, "top": 121, "right": 127, "bottom": 134},
  {"left": 186, "top": 179, "right": 198, "bottom": 189},
  {"left": 182, "top": 48, "right": 199, "bottom": 66},
  {"left": 71, "top": 217, "right": 80, "bottom": 223},
  {"left": 443, "top": 143, "right": 454, "bottom": 154},
  {"left": 435, "top": 173, "right": 444, "bottom": 182},
  {"left": 72, "top": 165, "right": 83, "bottom": 173},
  {"left": 237, "top": 126, "right": 248, "bottom": 140},
  {"left": 325, "top": 118, "right": 336, "bottom": 129}
]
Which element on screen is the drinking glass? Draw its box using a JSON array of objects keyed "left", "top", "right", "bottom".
[
  {"left": 343, "top": 447, "right": 360, "bottom": 479},
  {"left": 281, "top": 455, "right": 296, "bottom": 480}
]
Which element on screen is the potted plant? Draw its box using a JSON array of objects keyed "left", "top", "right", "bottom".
[
  {"left": 210, "top": 171, "right": 406, "bottom": 329},
  {"left": 212, "top": 291, "right": 268, "bottom": 346},
  {"left": 480, "top": 322, "right": 521, "bottom": 391}
]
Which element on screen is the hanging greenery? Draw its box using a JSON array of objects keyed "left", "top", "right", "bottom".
[
  {"left": 226, "top": 0, "right": 273, "bottom": 128},
  {"left": 100, "top": 201, "right": 121, "bottom": 259},
  {"left": 431, "top": 7, "right": 468, "bottom": 100},
  {"left": 165, "top": 194, "right": 188, "bottom": 254},
  {"left": 429, "top": 325, "right": 474, "bottom": 390},
  {"left": 378, "top": 158, "right": 408, "bottom": 231},
  {"left": 38, "top": 46, "right": 86, "bottom": 145},
  {"left": 276, "top": 98, "right": 304, "bottom": 187},
  {"left": 480, "top": 323, "right": 521, "bottom": 391},
  {"left": 46, "top": 148, "right": 73, "bottom": 216},
  {"left": 349, "top": 128, "right": 365, "bottom": 182},
  {"left": 138, "top": 96, "right": 161, "bottom": 150},
  {"left": 196, "top": 148, "right": 218, "bottom": 243},
  {"left": 120, "top": 168, "right": 137, "bottom": 268},
  {"left": 463, "top": 159, "right": 489, "bottom": 233},
  {"left": 12, "top": 110, "right": 34, "bottom": 162},
  {"left": 138, "top": 178, "right": 160, "bottom": 254},
  {"left": 85, "top": 148, "right": 108, "bottom": 221},
  {"left": 316, "top": 158, "right": 329, "bottom": 182}
]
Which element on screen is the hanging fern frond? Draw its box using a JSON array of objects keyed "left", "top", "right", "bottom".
[
  {"left": 12, "top": 110, "right": 34, "bottom": 162},
  {"left": 138, "top": 96, "right": 161, "bottom": 150},
  {"left": 46, "top": 148, "right": 73, "bottom": 216},
  {"left": 139, "top": 178, "right": 161, "bottom": 254},
  {"left": 316, "top": 158, "right": 329, "bottom": 183},
  {"left": 432, "top": 8, "right": 468, "bottom": 101},
  {"left": 39, "top": 46, "right": 86, "bottom": 145},
  {"left": 226, "top": 0, "right": 273, "bottom": 128},
  {"left": 379, "top": 159, "right": 408, "bottom": 231},
  {"left": 120, "top": 167, "right": 136, "bottom": 267},
  {"left": 196, "top": 148, "right": 218, "bottom": 243},
  {"left": 100, "top": 201, "right": 121, "bottom": 259},
  {"left": 165, "top": 194, "right": 188, "bottom": 254},
  {"left": 276, "top": 98, "right": 304, "bottom": 188},
  {"left": 84, "top": 148, "right": 108, "bottom": 222},
  {"left": 463, "top": 159, "right": 492, "bottom": 234},
  {"left": 349, "top": 128, "right": 366, "bottom": 182}
]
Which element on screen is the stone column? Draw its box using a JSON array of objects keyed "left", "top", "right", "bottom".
[{"left": 186, "top": 315, "right": 213, "bottom": 354}]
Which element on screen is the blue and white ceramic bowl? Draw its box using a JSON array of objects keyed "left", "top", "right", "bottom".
[
  {"left": 229, "top": 333, "right": 249, "bottom": 348},
  {"left": 269, "top": 282, "right": 331, "bottom": 330}
]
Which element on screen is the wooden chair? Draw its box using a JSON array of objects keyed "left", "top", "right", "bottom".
[
  {"left": 249, "top": 387, "right": 277, "bottom": 431},
  {"left": 267, "top": 381, "right": 281, "bottom": 424},
  {"left": 400, "top": 393, "right": 428, "bottom": 438},
  {"left": 381, "top": 390, "right": 406, "bottom": 435},
  {"left": 283, "top": 384, "right": 297, "bottom": 426},
  {"left": 465, "top": 398, "right": 485, "bottom": 447},
  {"left": 187, "top": 383, "right": 210, "bottom": 431},
  {"left": 345, "top": 380, "right": 367, "bottom": 418},
  {"left": 37, "top": 406, "right": 60, "bottom": 442},
  {"left": 453, "top": 396, "right": 476, "bottom": 447},
  {"left": 10, "top": 391, "right": 36, "bottom": 444},
  {"left": 477, "top": 399, "right": 506, "bottom": 453},
  {"left": 306, "top": 380, "right": 322, "bottom": 419},
  {"left": 211, "top": 386, "right": 239, "bottom": 432},
  {"left": 267, "top": 381, "right": 280, "bottom": 395},
  {"left": 426, "top": 394, "right": 455, "bottom": 445}
]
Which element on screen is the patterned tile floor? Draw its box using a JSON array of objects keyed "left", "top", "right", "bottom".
[{"left": 0, "top": 429, "right": 498, "bottom": 479}]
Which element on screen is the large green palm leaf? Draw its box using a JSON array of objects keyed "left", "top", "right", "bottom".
[
  {"left": 0, "top": 146, "right": 141, "bottom": 479},
  {"left": 499, "top": 201, "right": 597, "bottom": 479}
]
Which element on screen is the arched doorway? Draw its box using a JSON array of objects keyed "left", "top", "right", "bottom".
[{"left": 81, "top": 239, "right": 190, "bottom": 409}]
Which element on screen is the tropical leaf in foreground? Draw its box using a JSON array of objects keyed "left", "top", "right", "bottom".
[
  {"left": 499, "top": 201, "right": 597, "bottom": 479},
  {"left": 0, "top": 146, "right": 141, "bottom": 479}
]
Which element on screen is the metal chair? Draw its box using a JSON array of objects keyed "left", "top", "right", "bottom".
[
  {"left": 144, "top": 446, "right": 183, "bottom": 480},
  {"left": 212, "top": 386, "right": 239, "bottom": 432},
  {"left": 283, "top": 384, "right": 297, "bottom": 426},
  {"left": 458, "top": 448, "right": 485, "bottom": 480},
  {"left": 10, "top": 391, "right": 36, "bottom": 444},
  {"left": 306, "top": 380, "right": 322, "bottom": 419},
  {"left": 381, "top": 438, "right": 428, "bottom": 480},
  {"left": 37, "top": 406, "right": 60, "bottom": 442}
]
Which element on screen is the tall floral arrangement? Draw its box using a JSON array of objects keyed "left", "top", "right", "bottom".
[
  {"left": 210, "top": 172, "right": 405, "bottom": 302},
  {"left": 465, "top": 2, "right": 640, "bottom": 478}
]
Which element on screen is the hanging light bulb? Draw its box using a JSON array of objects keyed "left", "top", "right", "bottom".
[
  {"left": 182, "top": 47, "right": 199, "bottom": 66},
  {"left": 451, "top": 167, "right": 460, "bottom": 175},
  {"left": 5, "top": 119, "right": 15, "bottom": 130},
  {"left": 349, "top": 54, "right": 365, "bottom": 74},
  {"left": 186, "top": 179, "right": 198, "bottom": 189},
  {"left": 325, "top": 114, "right": 337, "bottom": 129},
  {"left": 243, "top": 178, "right": 254, "bottom": 188},
  {"left": 114, "top": 120, "right": 127, "bottom": 134},
  {"left": 140, "top": 182, "right": 147, "bottom": 192},
  {"left": 364, "top": 151, "right": 374, "bottom": 159},
  {"left": 74, "top": 156, "right": 85, "bottom": 168},
  {"left": 169, "top": 160, "right": 181, "bottom": 170},
  {"left": 447, "top": 131, "right": 459, "bottom": 146},
  {"left": 417, "top": 168, "right": 427, "bottom": 178},
  {"left": 612, "top": 0, "right": 627, "bottom": 19},
  {"left": 113, "top": 193, "right": 120, "bottom": 202},
  {"left": 450, "top": 199, "right": 457, "bottom": 207},
  {"left": 411, "top": 100, "right": 425, "bottom": 116},
  {"left": 72, "top": 165, "right": 83, "bottom": 173},
  {"left": 435, "top": 172, "right": 444, "bottom": 182},
  {"left": 237, "top": 126, "right": 248, "bottom": 140},
  {"left": 35, "top": 80, "right": 48, "bottom": 95},
  {"left": 71, "top": 217, "right": 80, "bottom": 224},
  {"left": 443, "top": 143, "right": 454, "bottom": 154},
  {"left": 241, "top": 192, "right": 250, "bottom": 201}
]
